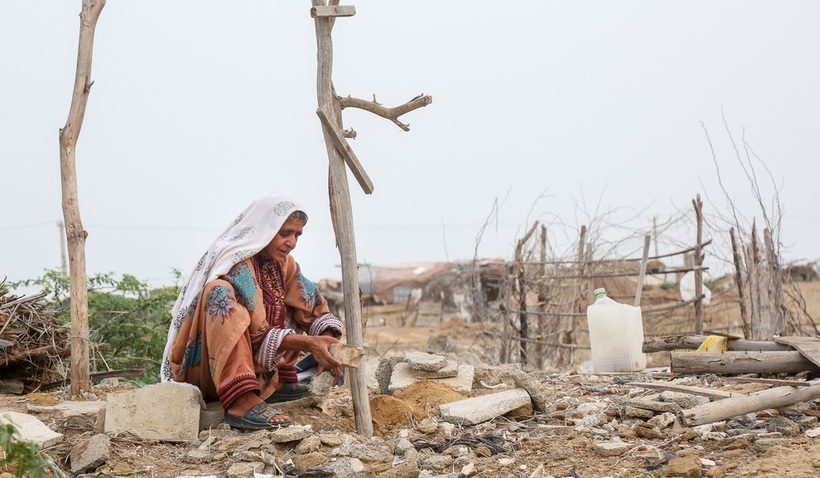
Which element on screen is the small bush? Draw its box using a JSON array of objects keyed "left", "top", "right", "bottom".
[{"left": 0, "top": 420, "right": 47, "bottom": 478}]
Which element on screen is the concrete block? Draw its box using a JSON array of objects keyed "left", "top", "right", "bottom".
[
  {"left": 200, "top": 401, "right": 224, "bottom": 431},
  {"left": 0, "top": 411, "right": 63, "bottom": 448},
  {"left": 439, "top": 388, "right": 531, "bottom": 425},
  {"left": 389, "top": 363, "right": 474, "bottom": 394},
  {"left": 104, "top": 383, "right": 201, "bottom": 443},
  {"left": 27, "top": 400, "right": 105, "bottom": 418}
]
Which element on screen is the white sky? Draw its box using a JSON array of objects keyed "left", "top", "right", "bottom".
[{"left": 2, "top": 1, "right": 819, "bottom": 290}]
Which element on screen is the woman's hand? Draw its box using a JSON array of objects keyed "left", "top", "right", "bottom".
[{"left": 305, "top": 335, "right": 343, "bottom": 384}]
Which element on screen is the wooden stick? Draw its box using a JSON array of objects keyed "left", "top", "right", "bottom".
[
  {"left": 681, "top": 381, "right": 820, "bottom": 426},
  {"left": 625, "top": 381, "right": 735, "bottom": 400},
  {"left": 634, "top": 235, "right": 651, "bottom": 306},
  {"left": 312, "top": 0, "right": 373, "bottom": 436}
]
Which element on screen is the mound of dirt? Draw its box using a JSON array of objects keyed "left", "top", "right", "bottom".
[{"left": 393, "top": 380, "right": 467, "bottom": 419}]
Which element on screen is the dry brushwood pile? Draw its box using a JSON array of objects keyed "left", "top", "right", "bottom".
[{"left": 0, "top": 282, "right": 69, "bottom": 393}]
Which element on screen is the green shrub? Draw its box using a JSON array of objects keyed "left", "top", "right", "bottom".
[
  {"left": 0, "top": 420, "right": 47, "bottom": 478},
  {"left": 12, "top": 270, "right": 181, "bottom": 385}
]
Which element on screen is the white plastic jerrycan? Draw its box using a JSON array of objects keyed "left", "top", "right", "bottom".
[{"left": 586, "top": 287, "right": 646, "bottom": 372}]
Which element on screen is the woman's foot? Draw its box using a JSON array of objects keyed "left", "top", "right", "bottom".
[{"left": 227, "top": 392, "right": 291, "bottom": 426}]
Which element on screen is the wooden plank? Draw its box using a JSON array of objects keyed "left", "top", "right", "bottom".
[
  {"left": 317, "top": 108, "right": 374, "bottom": 194},
  {"left": 625, "top": 381, "right": 735, "bottom": 400},
  {"left": 670, "top": 350, "right": 819, "bottom": 375},
  {"left": 773, "top": 336, "right": 820, "bottom": 370},
  {"left": 311, "top": 5, "right": 356, "bottom": 18}
]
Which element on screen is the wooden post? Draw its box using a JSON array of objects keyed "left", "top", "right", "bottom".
[
  {"left": 729, "top": 227, "right": 749, "bottom": 337},
  {"left": 634, "top": 235, "right": 651, "bottom": 306},
  {"left": 764, "top": 228, "right": 785, "bottom": 335},
  {"left": 310, "top": 0, "right": 430, "bottom": 436},
  {"left": 514, "top": 222, "right": 538, "bottom": 366},
  {"left": 692, "top": 195, "right": 704, "bottom": 335},
  {"left": 312, "top": 0, "right": 372, "bottom": 436},
  {"left": 59, "top": 0, "right": 105, "bottom": 397},
  {"left": 536, "top": 225, "right": 547, "bottom": 369}
]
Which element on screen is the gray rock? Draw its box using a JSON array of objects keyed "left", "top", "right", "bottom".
[
  {"left": 226, "top": 461, "right": 264, "bottom": 476},
  {"left": 184, "top": 449, "right": 213, "bottom": 464},
  {"left": 420, "top": 453, "right": 454, "bottom": 471},
  {"left": 414, "top": 360, "right": 459, "bottom": 379},
  {"left": 767, "top": 415, "right": 801, "bottom": 436},
  {"left": 440, "top": 388, "right": 531, "bottom": 425},
  {"left": 329, "top": 457, "right": 365, "bottom": 478},
  {"left": 271, "top": 425, "right": 312, "bottom": 443},
  {"left": 295, "top": 435, "right": 322, "bottom": 454},
  {"left": 406, "top": 351, "right": 448, "bottom": 372},
  {"left": 593, "top": 442, "right": 630, "bottom": 457},
  {"left": 69, "top": 433, "right": 110, "bottom": 474}
]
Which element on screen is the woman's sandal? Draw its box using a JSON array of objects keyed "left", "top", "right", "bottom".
[
  {"left": 265, "top": 382, "right": 311, "bottom": 403},
  {"left": 223, "top": 402, "right": 293, "bottom": 430}
]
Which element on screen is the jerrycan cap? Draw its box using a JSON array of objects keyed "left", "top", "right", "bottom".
[{"left": 593, "top": 288, "right": 607, "bottom": 297}]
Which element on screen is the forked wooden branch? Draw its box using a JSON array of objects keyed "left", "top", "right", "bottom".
[{"left": 339, "top": 94, "right": 433, "bottom": 131}]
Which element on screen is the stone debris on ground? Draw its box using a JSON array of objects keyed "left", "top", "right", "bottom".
[{"left": 5, "top": 351, "right": 820, "bottom": 477}]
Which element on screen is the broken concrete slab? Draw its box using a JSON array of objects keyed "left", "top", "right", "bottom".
[
  {"left": 439, "top": 388, "right": 531, "bottom": 425},
  {"left": 200, "top": 401, "right": 224, "bottom": 431},
  {"left": 0, "top": 411, "right": 63, "bottom": 448},
  {"left": 104, "top": 382, "right": 201, "bottom": 443},
  {"left": 27, "top": 400, "right": 105, "bottom": 418},
  {"left": 389, "top": 362, "right": 474, "bottom": 394}
]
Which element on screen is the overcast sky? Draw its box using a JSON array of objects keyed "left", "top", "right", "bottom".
[{"left": 2, "top": 1, "right": 819, "bottom": 291}]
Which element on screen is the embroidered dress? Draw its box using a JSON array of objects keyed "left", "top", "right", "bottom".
[{"left": 160, "top": 192, "right": 343, "bottom": 406}]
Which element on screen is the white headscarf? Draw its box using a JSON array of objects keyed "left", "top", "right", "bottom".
[{"left": 160, "top": 192, "right": 306, "bottom": 383}]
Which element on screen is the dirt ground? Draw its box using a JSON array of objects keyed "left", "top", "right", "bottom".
[{"left": 4, "top": 281, "right": 820, "bottom": 477}]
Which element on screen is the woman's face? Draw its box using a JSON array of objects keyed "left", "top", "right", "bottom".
[{"left": 259, "top": 216, "right": 305, "bottom": 264}]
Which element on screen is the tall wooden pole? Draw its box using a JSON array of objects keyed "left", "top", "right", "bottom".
[
  {"left": 59, "top": 0, "right": 105, "bottom": 396},
  {"left": 692, "top": 195, "right": 704, "bottom": 335},
  {"left": 312, "top": 0, "right": 373, "bottom": 436}
]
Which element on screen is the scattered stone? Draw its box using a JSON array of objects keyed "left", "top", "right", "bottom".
[
  {"left": 460, "top": 461, "right": 476, "bottom": 477},
  {"left": 806, "top": 425, "right": 820, "bottom": 438},
  {"left": 634, "top": 422, "right": 662, "bottom": 439},
  {"left": 380, "top": 457, "right": 421, "bottom": 478},
  {"left": 295, "top": 435, "right": 322, "bottom": 454},
  {"left": 328, "top": 457, "right": 365, "bottom": 478},
  {"left": 660, "top": 391, "right": 709, "bottom": 409},
  {"left": 319, "top": 433, "right": 343, "bottom": 447},
  {"left": 0, "top": 411, "right": 63, "bottom": 448},
  {"left": 664, "top": 454, "right": 702, "bottom": 477},
  {"left": 649, "top": 412, "right": 678, "bottom": 429},
  {"left": 226, "top": 461, "right": 264, "bottom": 476},
  {"left": 628, "top": 399, "right": 682, "bottom": 414},
  {"left": 69, "top": 433, "right": 110, "bottom": 474},
  {"left": 292, "top": 451, "right": 330, "bottom": 470},
  {"left": 753, "top": 437, "right": 788, "bottom": 451},
  {"left": 625, "top": 406, "right": 656, "bottom": 419},
  {"left": 767, "top": 415, "right": 801, "bottom": 436},
  {"left": 271, "top": 425, "right": 312, "bottom": 443},
  {"left": 593, "top": 442, "right": 630, "bottom": 457},
  {"left": 184, "top": 449, "right": 213, "bottom": 464},
  {"left": 421, "top": 453, "right": 454, "bottom": 471}
]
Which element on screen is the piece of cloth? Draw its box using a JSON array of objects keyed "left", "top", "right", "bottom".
[{"left": 160, "top": 192, "right": 343, "bottom": 407}]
